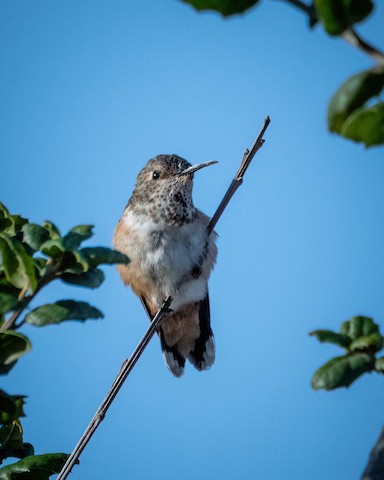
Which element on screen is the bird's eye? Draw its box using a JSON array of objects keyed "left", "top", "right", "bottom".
[{"left": 152, "top": 171, "right": 160, "bottom": 180}]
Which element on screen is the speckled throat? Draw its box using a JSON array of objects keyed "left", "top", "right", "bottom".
[{"left": 126, "top": 155, "right": 198, "bottom": 226}]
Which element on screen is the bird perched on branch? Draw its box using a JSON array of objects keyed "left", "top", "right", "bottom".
[{"left": 113, "top": 154, "right": 218, "bottom": 377}]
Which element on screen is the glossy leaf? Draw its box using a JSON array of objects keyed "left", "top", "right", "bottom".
[
  {"left": 0, "top": 420, "right": 24, "bottom": 460},
  {"left": 0, "top": 219, "right": 12, "bottom": 234},
  {"left": 0, "top": 441, "right": 33, "bottom": 465},
  {"left": 32, "top": 258, "right": 47, "bottom": 276},
  {"left": 314, "top": 0, "right": 373, "bottom": 35},
  {"left": 309, "top": 329, "right": 351, "bottom": 348},
  {"left": 328, "top": 70, "right": 384, "bottom": 133},
  {"left": 375, "top": 357, "right": 384, "bottom": 372},
  {"left": 0, "top": 293, "right": 19, "bottom": 315},
  {"left": 340, "top": 316, "right": 379, "bottom": 339},
  {"left": 60, "top": 268, "right": 105, "bottom": 289},
  {"left": 341, "top": 102, "right": 384, "bottom": 147},
  {"left": 21, "top": 224, "right": 49, "bottom": 252},
  {"left": 0, "top": 443, "right": 34, "bottom": 465},
  {"left": 0, "top": 332, "right": 31, "bottom": 375},
  {"left": 344, "top": 0, "right": 374, "bottom": 25},
  {"left": 72, "top": 250, "right": 90, "bottom": 271},
  {"left": 350, "top": 332, "right": 384, "bottom": 354},
  {"left": 314, "top": 0, "right": 346, "bottom": 34},
  {"left": 0, "top": 391, "right": 25, "bottom": 424},
  {"left": 311, "top": 353, "right": 374, "bottom": 390},
  {"left": 180, "top": 0, "right": 260, "bottom": 16},
  {"left": 42, "top": 221, "right": 61, "bottom": 240},
  {"left": 0, "top": 204, "right": 27, "bottom": 237},
  {"left": 25, "top": 300, "right": 103, "bottom": 327},
  {"left": 40, "top": 239, "right": 65, "bottom": 258},
  {"left": 0, "top": 205, "right": 10, "bottom": 218},
  {"left": 0, "top": 453, "right": 70, "bottom": 479},
  {"left": 81, "top": 247, "right": 129, "bottom": 268},
  {"left": 0, "top": 235, "right": 37, "bottom": 292},
  {"left": 0, "top": 213, "right": 28, "bottom": 237},
  {"left": 62, "top": 225, "right": 93, "bottom": 250}
]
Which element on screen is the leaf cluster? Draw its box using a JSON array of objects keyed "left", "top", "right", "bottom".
[
  {"left": 327, "top": 69, "right": 384, "bottom": 147},
  {"left": 180, "top": 0, "right": 384, "bottom": 147},
  {"left": 0, "top": 202, "right": 128, "bottom": 478},
  {"left": 314, "top": 0, "right": 373, "bottom": 36},
  {"left": 310, "top": 316, "right": 384, "bottom": 390}
]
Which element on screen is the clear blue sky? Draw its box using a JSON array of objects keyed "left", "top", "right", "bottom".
[{"left": 1, "top": 1, "right": 384, "bottom": 479}]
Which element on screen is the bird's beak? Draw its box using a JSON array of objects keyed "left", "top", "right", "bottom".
[{"left": 177, "top": 160, "right": 218, "bottom": 177}]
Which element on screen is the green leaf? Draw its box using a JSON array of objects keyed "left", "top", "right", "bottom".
[
  {"left": 0, "top": 442, "right": 34, "bottom": 465},
  {"left": 344, "top": 0, "right": 374, "bottom": 25},
  {"left": 0, "top": 207, "right": 11, "bottom": 236},
  {"left": 311, "top": 353, "right": 374, "bottom": 390},
  {"left": 2, "top": 218, "right": 28, "bottom": 238},
  {"left": 180, "top": 0, "right": 260, "bottom": 16},
  {"left": 40, "top": 239, "right": 65, "bottom": 258},
  {"left": 328, "top": 70, "right": 384, "bottom": 133},
  {"left": 0, "top": 219, "right": 12, "bottom": 235},
  {"left": 0, "top": 205, "right": 28, "bottom": 238},
  {"left": 340, "top": 316, "right": 379, "bottom": 339},
  {"left": 375, "top": 357, "right": 384, "bottom": 373},
  {"left": 71, "top": 251, "right": 90, "bottom": 272},
  {"left": 0, "top": 293, "right": 19, "bottom": 315},
  {"left": 314, "top": 0, "right": 347, "bottom": 34},
  {"left": 314, "top": 0, "right": 373, "bottom": 35},
  {"left": 0, "top": 453, "right": 71, "bottom": 479},
  {"left": 0, "top": 235, "right": 37, "bottom": 292},
  {"left": 60, "top": 268, "right": 105, "bottom": 289},
  {"left": 341, "top": 102, "right": 384, "bottom": 147},
  {"left": 32, "top": 258, "right": 47, "bottom": 276},
  {"left": 21, "top": 224, "right": 49, "bottom": 252},
  {"left": 62, "top": 225, "right": 93, "bottom": 251},
  {"left": 80, "top": 247, "right": 129, "bottom": 268},
  {"left": 25, "top": 300, "right": 103, "bottom": 327},
  {"left": 0, "top": 332, "right": 31, "bottom": 375},
  {"left": 0, "top": 205, "right": 10, "bottom": 218},
  {"left": 350, "top": 332, "right": 384, "bottom": 353},
  {"left": 0, "top": 420, "right": 24, "bottom": 458},
  {"left": 0, "top": 391, "right": 25, "bottom": 424},
  {"left": 42, "top": 221, "right": 61, "bottom": 240},
  {"left": 309, "top": 329, "right": 351, "bottom": 348}
]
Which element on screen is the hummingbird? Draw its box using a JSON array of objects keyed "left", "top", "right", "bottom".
[{"left": 113, "top": 154, "right": 218, "bottom": 377}]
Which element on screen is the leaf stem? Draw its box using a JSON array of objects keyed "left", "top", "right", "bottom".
[{"left": 342, "top": 28, "right": 384, "bottom": 67}]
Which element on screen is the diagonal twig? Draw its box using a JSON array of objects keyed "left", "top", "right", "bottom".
[
  {"left": 56, "top": 296, "right": 172, "bottom": 480},
  {"left": 208, "top": 116, "right": 271, "bottom": 235},
  {"left": 57, "top": 116, "right": 271, "bottom": 480}
]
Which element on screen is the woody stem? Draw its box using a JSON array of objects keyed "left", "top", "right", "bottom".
[{"left": 57, "top": 116, "right": 271, "bottom": 480}]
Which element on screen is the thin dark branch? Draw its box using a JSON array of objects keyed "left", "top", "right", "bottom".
[
  {"left": 208, "top": 116, "right": 271, "bottom": 235},
  {"left": 361, "top": 426, "right": 384, "bottom": 480},
  {"left": 343, "top": 28, "right": 384, "bottom": 67},
  {"left": 56, "top": 296, "right": 173, "bottom": 480},
  {"left": 57, "top": 117, "right": 271, "bottom": 479}
]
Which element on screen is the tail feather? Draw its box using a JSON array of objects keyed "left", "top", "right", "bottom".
[
  {"left": 159, "top": 329, "right": 186, "bottom": 377},
  {"left": 160, "top": 294, "right": 215, "bottom": 376},
  {"left": 188, "top": 294, "right": 215, "bottom": 371}
]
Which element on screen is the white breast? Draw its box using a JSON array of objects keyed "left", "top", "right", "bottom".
[{"left": 122, "top": 209, "right": 212, "bottom": 310}]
